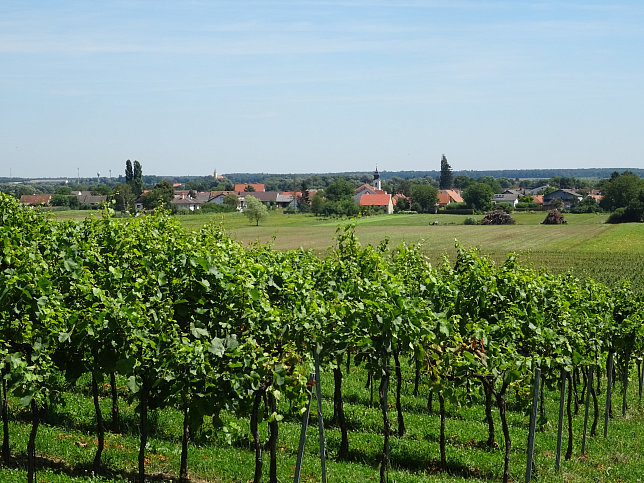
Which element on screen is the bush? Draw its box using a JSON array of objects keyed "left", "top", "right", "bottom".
[
  {"left": 494, "top": 202, "right": 514, "bottom": 213},
  {"left": 607, "top": 208, "right": 628, "bottom": 224},
  {"left": 606, "top": 205, "right": 643, "bottom": 223},
  {"left": 516, "top": 202, "right": 539, "bottom": 211},
  {"left": 463, "top": 217, "right": 478, "bottom": 225},
  {"left": 50, "top": 194, "right": 71, "bottom": 207},
  {"left": 360, "top": 206, "right": 380, "bottom": 216},
  {"left": 394, "top": 197, "right": 410, "bottom": 212},
  {"left": 200, "top": 202, "right": 236, "bottom": 213},
  {"left": 571, "top": 196, "right": 602, "bottom": 214},
  {"left": 445, "top": 202, "right": 468, "bottom": 210},
  {"left": 436, "top": 208, "right": 474, "bottom": 215}
]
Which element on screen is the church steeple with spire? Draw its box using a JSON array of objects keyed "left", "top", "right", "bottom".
[{"left": 373, "top": 165, "right": 381, "bottom": 191}]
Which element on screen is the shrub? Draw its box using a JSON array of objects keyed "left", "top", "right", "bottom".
[
  {"left": 571, "top": 196, "right": 602, "bottom": 213},
  {"left": 516, "top": 202, "right": 539, "bottom": 211},
  {"left": 495, "top": 202, "right": 514, "bottom": 213},
  {"left": 445, "top": 202, "right": 467, "bottom": 210},
  {"left": 606, "top": 205, "right": 643, "bottom": 223},
  {"left": 200, "top": 202, "right": 236, "bottom": 213},
  {"left": 463, "top": 217, "right": 478, "bottom": 225},
  {"left": 607, "top": 208, "right": 628, "bottom": 224}
]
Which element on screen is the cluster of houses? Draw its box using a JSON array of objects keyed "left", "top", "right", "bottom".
[
  {"left": 351, "top": 172, "right": 463, "bottom": 213},
  {"left": 491, "top": 187, "right": 602, "bottom": 211},
  {"left": 161, "top": 183, "right": 302, "bottom": 212},
  {"left": 162, "top": 169, "right": 466, "bottom": 214},
  {"left": 18, "top": 185, "right": 300, "bottom": 212},
  {"left": 19, "top": 191, "right": 107, "bottom": 208},
  {"left": 353, "top": 169, "right": 397, "bottom": 214},
  {"left": 18, "top": 172, "right": 602, "bottom": 214},
  {"left": 147, "top": 172, "right": 468, "bottom": 214}
]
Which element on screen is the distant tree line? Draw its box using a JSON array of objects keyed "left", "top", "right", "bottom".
[
  {"left": 601, "top": 171, "right": 644, "bottom": 223},
  {"left": 223, "top": 167, "right": 644, "bottom": 183},
  {"left": 3, "top": 165, "right": 644, "bottom": 222}
]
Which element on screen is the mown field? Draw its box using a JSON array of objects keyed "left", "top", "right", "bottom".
[
  {"left": 152, "top": 210, "right": 640, "bottom": 290},
  {"left": 53, "top": 209, "right": 644, "bottom": 290}
]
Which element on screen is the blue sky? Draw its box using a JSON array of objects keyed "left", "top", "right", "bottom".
[{"left": 2, "top": 1, "right": 643, "bottom": 178}]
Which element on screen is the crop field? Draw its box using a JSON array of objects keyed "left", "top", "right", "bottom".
[{"left": 168, "top": 211, "right": 644, "bottom": 291}]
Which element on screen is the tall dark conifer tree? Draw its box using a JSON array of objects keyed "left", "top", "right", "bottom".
[
  {"left": 439, "top": 154, "right": 453, "bottom": 190},
  {"left": 132, "top": 161, "right": 143, "bottom": 196},
  {"left": 125, "top": 160, "right": 134, "bottom": 185}
]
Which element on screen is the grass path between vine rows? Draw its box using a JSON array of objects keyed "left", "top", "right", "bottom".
[{"left": 2, "top": 359, "right": 644, "bottom": 482}]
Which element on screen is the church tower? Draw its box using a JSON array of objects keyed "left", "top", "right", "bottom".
[{"left": 373, "top": 166, "right": 381, "bottom": 191}]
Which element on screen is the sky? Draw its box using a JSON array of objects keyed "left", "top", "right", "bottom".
[{"left": 1, "top": 1, "right": 643, "bottom": 178}]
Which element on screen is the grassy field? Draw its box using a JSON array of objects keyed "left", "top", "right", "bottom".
[
  {"left": 3, "top": 360, "right": 643, "bottom": 482},
  {"left": 184, "top": 211, "right": 643, "bottom": 290},
  {"left": 51, "top": 209, "right": 644, "bottom": 290}
]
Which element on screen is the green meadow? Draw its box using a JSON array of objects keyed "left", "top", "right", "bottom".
[
  {"left": 175, "top": 210, "right": 643, "bottom": 290},
  {"left": 52, "top": 209, "right": 644, "bottom": 290}
]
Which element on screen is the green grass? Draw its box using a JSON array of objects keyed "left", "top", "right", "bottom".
[
  {"left": 178, "top": 211, "right": 642, "bottom": 290},
  {"left": 3, "top": 361, "right": 644, "bottom": 482}
]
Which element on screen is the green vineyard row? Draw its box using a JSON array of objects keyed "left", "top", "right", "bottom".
[{"left": 1, "top": 193, "right": 642, "bottom": 482}]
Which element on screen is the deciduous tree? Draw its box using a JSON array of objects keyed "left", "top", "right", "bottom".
[
  {"left": 325, "top": 179, "right": 355, "bottom": 202},
  {"left": 599, "top": 171, "right": 644, "bottom": 212},
  {"left": 244, "top": 195, "right": 268, "bottom": 226},
  {"left": 112, "top": 183, "right": 135, "bottom": 212},
  {"left": 409, "top": 184, "right": 438, "bottom": 213},
  {"left": 223, "top": 193, "right": 239, "bottom": 210},
  {"left": 311, "top": 192, "right": 324, "bottom": 216},
  {"left": 141, "top": 180, "right": 174, "bottom": 209},
  {"left": 463, "top": 182, "right": 493, "bottom": 212}
]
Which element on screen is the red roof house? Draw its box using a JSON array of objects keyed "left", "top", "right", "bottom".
[
  {"left": 234, "top": 184, "right": 265, "bottom": 193},
  {"left": 359, "top": 193, "right": 393, "bottom": 214},
  {"left": 19, "top": 194, "right": 52, "bottom": 206},
  {"left": 437, "top": 190, "right": 464, "bottom": 207}
]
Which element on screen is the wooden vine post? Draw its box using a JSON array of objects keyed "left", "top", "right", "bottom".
[
  {"left": 525, "top": 366, "right": 541, "bottom": 483},
  {"left": 293, "top": 373, "right": 315, "bottom": 483},
  {"left": 314, "top": 348, "right": 328, "bottom": 483},
  {"left": 555, "top": 368, "right": 566, "bottom": 472}
]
